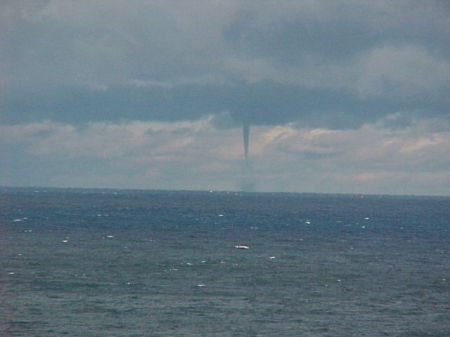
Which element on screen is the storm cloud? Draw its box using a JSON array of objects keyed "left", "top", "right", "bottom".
[
  {"left": 2, "top": 0, "right": 449, "bottom": 125},
  {"left": 1, "top": 0, "right": 449, "bottom": 194}
]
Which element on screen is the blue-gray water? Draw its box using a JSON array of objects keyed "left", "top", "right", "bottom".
[{"left": 1, "top": 188, "right": 449, "bottom": 337}]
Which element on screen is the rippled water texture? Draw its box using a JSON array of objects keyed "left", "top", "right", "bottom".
[{"left": 1, "top": 188, "right": 449, "bottom": 336}]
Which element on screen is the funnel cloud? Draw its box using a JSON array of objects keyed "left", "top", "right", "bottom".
[
  {"left": 240, "top": 120, "right": 256, "bottom": 192},
  {"left": 243, "top": 121, "right": 250, "bottom": 164}
]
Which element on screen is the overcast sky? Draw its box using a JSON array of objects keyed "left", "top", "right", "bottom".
[{"left": 1, "top": 0, "right": 449, "bottom": 195}]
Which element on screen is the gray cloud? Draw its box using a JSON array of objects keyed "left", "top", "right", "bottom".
[
  {"left": 1, "top": 0, "right": 450, "bottom": 194},
  {"left": 224, "top": 0, "right": 450, "bottom": 61},
  {"left": 1, "top": 0, "right": 449, "bottom": 129}
]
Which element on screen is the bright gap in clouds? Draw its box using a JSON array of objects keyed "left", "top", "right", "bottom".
[{"left": 1, "top": 115, "right": 449, "bottom": 195}]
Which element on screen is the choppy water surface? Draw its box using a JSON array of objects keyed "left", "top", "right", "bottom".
[{"left": 1, "top": 188, "right": 449, "bottom": 336}]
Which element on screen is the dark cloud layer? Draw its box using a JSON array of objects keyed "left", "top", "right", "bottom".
[
  {"left": 1, "top": 0, "right": 449, "bottom": 130},
  {"left": 1, "top": 81, "right": 447, "bottom": 130}
]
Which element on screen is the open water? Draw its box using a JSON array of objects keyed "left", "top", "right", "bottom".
[{"left": 0, "top": 187, "right": 449, "bottom": 337}]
